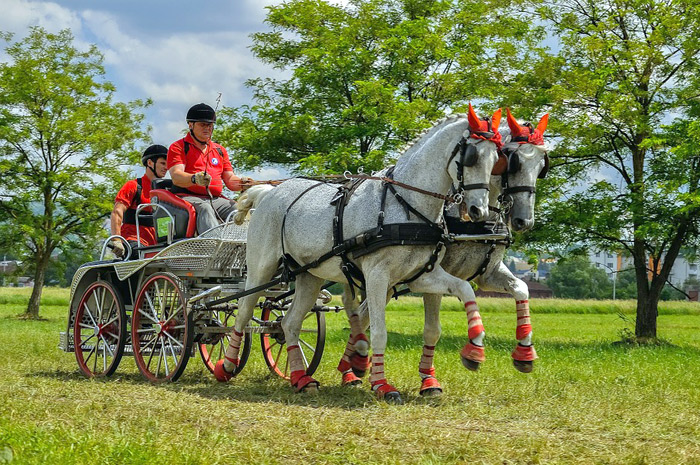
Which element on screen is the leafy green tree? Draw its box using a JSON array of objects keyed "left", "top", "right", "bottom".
[
  {"left": 547, "top": 255, "right": 612, "bottom": 299},
  {"left": 512, "top": 0, "right": 700, "bottom": 339},
  {"left": 0, "top": 28, "right": 149, "bottom": 318},
  {"left": 216, "top": 0, "right": 542, "bottom": 174}
]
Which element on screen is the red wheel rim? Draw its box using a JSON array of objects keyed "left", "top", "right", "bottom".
[
  {"left": 74, "top": 281, "right": 124, "bottom": 377},
  {"left": 131, "top": 273, "right": 190, "bottom": 382},
  {"left": 199, "top": 310, "right": 250, "bottom": 375}
]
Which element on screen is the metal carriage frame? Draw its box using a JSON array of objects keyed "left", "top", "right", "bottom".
[{"left": 60, "top": 218, "right": 339, "bottom": 383}]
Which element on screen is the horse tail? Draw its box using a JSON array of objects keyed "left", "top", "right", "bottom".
[{"left": 233, "top": 185, "right": 275, "bottom": 225}]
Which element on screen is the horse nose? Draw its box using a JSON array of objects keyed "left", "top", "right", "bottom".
[
  {"left": 469, "top": 205, "right": 488, "bottom": 222},
  {"left": 512, "top": 217, "right": 533, "bottom": 231}
]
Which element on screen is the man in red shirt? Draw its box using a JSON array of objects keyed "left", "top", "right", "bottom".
[
  {"left": 167, "top": 103, "right": 251, "bottom": 234},
  {"left": 110, "top": 145, "right": 168, "bottom": 258}
]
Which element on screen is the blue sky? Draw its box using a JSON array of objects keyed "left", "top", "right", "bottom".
[{"left": 1, "top": 0, "right": 349, "bottom": 179}]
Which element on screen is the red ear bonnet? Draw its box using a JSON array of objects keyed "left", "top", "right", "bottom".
[
  {"left": 507, "top": 108, "right": 547, "bottom": 146},
  {"left": 467, "top": 103, "right": 503, "bottom": 148}
]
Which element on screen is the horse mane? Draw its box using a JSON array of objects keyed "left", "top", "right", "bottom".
[{"left": 394, "top": 113, "right": 467, "bottom": 161}]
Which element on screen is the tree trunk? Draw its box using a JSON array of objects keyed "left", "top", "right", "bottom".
[
  {"left": 23, "top": 253, "right": 49, "bottom": 319},
  {"left": 635, "top": 292, "right": 658, "bottom": 339},
  {"left": 632, "top": 243, "right": 656, "bottom": 339}
]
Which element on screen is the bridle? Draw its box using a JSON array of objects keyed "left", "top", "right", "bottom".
[{"left": 447, "top": 120, "right": 502, "bottom": 195}]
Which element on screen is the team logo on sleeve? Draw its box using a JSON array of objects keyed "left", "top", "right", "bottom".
[{"left": 211, "top": 157, "right": 219, "bottom": 166}]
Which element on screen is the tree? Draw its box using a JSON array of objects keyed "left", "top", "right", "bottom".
[
  {"left": 547, "top": 255, "right": 612, "bottom": 299},
  {"left": 512, "top": 0, "right": 700, "bottom": 339},
  {"left": 216, "top": 0, "right": 542, "bottom": 174},
  {"left": 0, "top": 28, "right": 149, "bottom": 318}
]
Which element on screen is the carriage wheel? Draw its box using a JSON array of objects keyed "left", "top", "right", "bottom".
[
  {"left": 198, "top": 309, "right": 251, "bottom": 376},
  {"left": 131, "top": 272, "right": 192, "bottom": 382},
  {"left": 260, "top": 301, "right": 326, "bottom": 379},
  {"left": 74, "top": 281, "right": 126, "bottom": 378}
]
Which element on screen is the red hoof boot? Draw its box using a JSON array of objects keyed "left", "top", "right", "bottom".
[
  {"left": 213, "top": 360, "right": 235, "bottom": 382},
  {"left": 419, "top": 377, "right": 443, "bottom": 397},
  {"left": 291, "top": 370, "right": 320, "bottom": 393},
  {"left": 512, "top": 344, "right": 537, "bottom": 373},
  {"left": 374, "top": 383, "right": 403, "bottom": 404},
  {"left": 460, "top": 342, "right": 485, "bottom": 371},
  {"left": 341, "top": 371, "right": 362, "bottom": 386}
]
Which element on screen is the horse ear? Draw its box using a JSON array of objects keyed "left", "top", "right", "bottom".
[
  {"left": 536, "top": 113, "right": 549, "bottom": 134},
  {"left": 467, "top": 103, "right": 482, "bottom": 131},
  {"left": 491, "top": 108, "right": 502, "bottom": 132},
  {"left": 538, "top": 154, "right": 550, "bottom": 179}
]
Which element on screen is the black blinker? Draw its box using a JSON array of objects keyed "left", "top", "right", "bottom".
[
  {"left": 508, "top": 152, "right": 520, "bottom": 174},
  {"left": 464, "top": 143, "right": 478, "bottom": 167},
  {"left": 538, "top": 154, "right": 550, "bottom": 179}
]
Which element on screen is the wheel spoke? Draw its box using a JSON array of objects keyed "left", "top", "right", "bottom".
[
  {"left": 299, "top": 343, "right": 310, "bottom": 368},
  {"left": 102, "top": 341, "right": 107, "bottom": 372},
  {"left": 299, "top": 338, "right": 316, "bottom": 353},
  {"left": 99, "top": 334, "right": 115, "bottom": 357},
  {"left": 85, "top": 341, "right": 98, "bottom": 364},
  {"left": 137, "top": 327, "right": 158, "bottom": 334},
  {"left": 144, "top": 291, "right": 160, "bottom": 323},
  {"left": 161, "top": 340, "right": 170, "bottom": 376},
  {"left": 162, "top": 304, "right": 184, "bottom": 326},
  {"left": 138, "top": 307, "right": 160, "bottom": 325},
  {"left": 166, "top": 338, "right": 178, "bottom": 369},
  {"left": 104, "top": 330, "right": 120, "bottom": 341},
  {"left": 163, "top": 330, "right": 184, "bottom": 349},
  {"left": 78, "top": 322, "right": 94, "bottom": 330},
  {"left": 84, "top": 303, "right": 98, "bottom": 327},
  {"left": 98, "top": 287, "right": 107, "bottom": 322},
  {"left": 80, "top": 333, "right": 96, "bottom": 345}
]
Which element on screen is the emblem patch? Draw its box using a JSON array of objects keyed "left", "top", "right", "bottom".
[{"left": 211, "top": 157, "right": 219, "bottom": 166}]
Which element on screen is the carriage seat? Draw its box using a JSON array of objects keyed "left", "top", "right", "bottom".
[{"left": 149, "top": 179, "right": 197, "bottom": 241}]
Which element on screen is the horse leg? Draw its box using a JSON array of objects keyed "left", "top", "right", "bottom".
[
  {"left": 419, "top": 293, "right": 443, "bottom": 396},
  {"left": 280, "top": 272, "right": 325, "bottom": 392},
  {"left": 363, "top": 273, "right": 402, "bottom": 404},
  {"left": 214, "top": 258, "right": 280, "bottom": 382},
  {"left": 408, "top": 266, "right": 486, "bottom": 371},
  {"left": 337, "top": 286, "right": 370, "bottom": 385},
  {"left": 475, "top": 263, "right": 537, "bottom": 372}
]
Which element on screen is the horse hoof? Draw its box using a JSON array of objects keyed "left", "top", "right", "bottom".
[
  {"left": 383, "top": 391, "right": 403, "bottom": 405},
  {"left": 420, "top": 387, "right": 443, "bottom": 397},
  {"left": 461, "top": 356, "right": 481, "bottom": 371},
  {"left": 300, "top": 383, "right": 320, "bottom": 393},
  {"left": 513, "top": 359, "right": 534, "bottom": 373}
]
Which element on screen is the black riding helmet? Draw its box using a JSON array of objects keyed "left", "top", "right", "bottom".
[
  {"left": 186, "top": 103, "right": 216, "bottom": 123},
  {"left": 141, "top": 144, "right": 168, "bottom": 166}
]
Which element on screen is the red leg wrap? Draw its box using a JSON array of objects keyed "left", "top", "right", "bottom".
[
  {"left": 419, "top": 366, "right": 436, "bottom": 377},
  {"left": 290, "top": 369, "right": 319, "bottom": 393},
  {"left": 512, "top": 344, "right": 538, "bottom": 362},
  {"left": 350, "top": 333, "right": 371, "bottom": 376},
  {"left": 337, "top": 359, "right": 352, "bottom": 373},
  {"left": 461, "top": 342, "right": 486, "bottom": 363}
]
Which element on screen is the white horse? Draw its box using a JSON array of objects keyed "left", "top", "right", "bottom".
[
  {"left": 215, "top": 105, "right": 504, "bottom": 404},
  {"left": 337, "top": 109, "right": 550, "bottom": 395}
]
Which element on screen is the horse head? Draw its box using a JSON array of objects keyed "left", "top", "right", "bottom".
[
  {"left": 448, "top": 103, "right": 504, "bottom": 222},
  {"left": 501, "top": 108, "right": 550, "bottom": 232}
]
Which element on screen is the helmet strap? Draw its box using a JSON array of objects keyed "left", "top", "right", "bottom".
[
  {"left": 189, "top": 128, "right": 208, "bottom": 145},
  {"left": 147, "top": 159, "right": 164, "bottom": 179}
]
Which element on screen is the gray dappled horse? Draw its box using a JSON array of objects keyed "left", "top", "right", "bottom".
[
  {"left": 216, "top": 105, "right": 504, "bottom": 404},
  {"left": 338, "top": 109, "right": 550, "bottom": 395}
]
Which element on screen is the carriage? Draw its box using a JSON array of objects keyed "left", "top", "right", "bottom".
[{"left": 58, "top": 179, "right": 336, "bottom": 382}]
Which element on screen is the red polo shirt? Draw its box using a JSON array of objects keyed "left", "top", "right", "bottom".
[
  {"left": 114, "top": 175, "right": 156, "bottom": 246},
  {"left": 167, "top": 133, "right": 233, "bottom": 197}
]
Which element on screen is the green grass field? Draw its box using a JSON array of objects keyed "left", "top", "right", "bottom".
[{"left": 1, "top": 288, "right": 700, "bottom": 464}]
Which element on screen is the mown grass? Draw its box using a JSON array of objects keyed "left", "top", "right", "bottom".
[{"left": 1, "top": 288, "right": 700, "bottom": 464}]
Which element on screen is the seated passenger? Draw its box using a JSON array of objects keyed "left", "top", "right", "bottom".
[
  {"left": 110, "top": 145, "right": 168, "bottom": 258},
  {"left": 167, "top": 103, "right": 252, "bottom": 234}
]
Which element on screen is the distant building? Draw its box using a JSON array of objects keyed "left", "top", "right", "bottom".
[{"left": 588, "top": 249, "right": 699, "bottom": 289}]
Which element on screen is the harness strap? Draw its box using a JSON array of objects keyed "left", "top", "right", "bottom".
[{"left": 504, "top": 185, "right": 536, "bottom": 194}]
